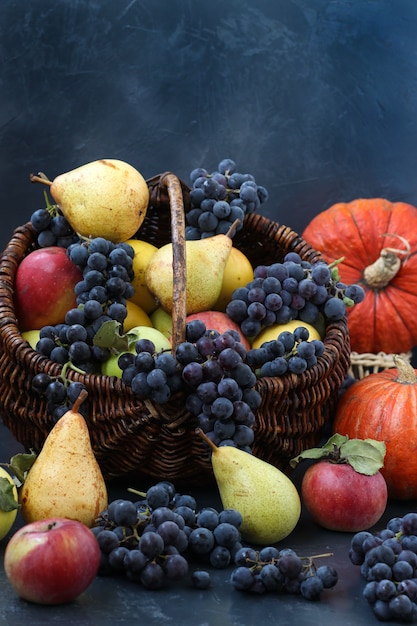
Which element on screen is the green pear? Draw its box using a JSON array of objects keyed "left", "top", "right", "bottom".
[
  {"left": 197, "top": 429, "right": 301, "bottom": 544},
  {"left": 145, "top": 234, "right": 232, "bottom": 315},
  {"left": 31, "top": 159, "right": 149, "bottom": 243},
  {"left": 20, "top": 390, "right": 108, "bottom": 528}
]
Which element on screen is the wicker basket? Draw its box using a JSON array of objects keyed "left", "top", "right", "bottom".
[
  {"left": 0, "top": 172, "right": 351, "bottom": 484},
  {"left": 348, "top": 350, "right": 413, "bottom": 379}
]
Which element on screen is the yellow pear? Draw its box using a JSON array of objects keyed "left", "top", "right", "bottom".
[
  {"left": 213, "top": 246, "right": 254, "bottom": 312},
  {"left": 145, "top": 234, "right": 232, "bottom": 315},
  {"left": 20, "top": 390, "right": 108, "bottom": 528},
  {"left": 32, "top": 159, "right": 149, "bottom": 243},
  {"left": 197, "top": 429, "right": 301, "bottom": 545}
]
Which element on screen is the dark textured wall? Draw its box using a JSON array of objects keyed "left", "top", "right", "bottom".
[{"left": 1, "top": 0, "right": 417, "bottom": 250}]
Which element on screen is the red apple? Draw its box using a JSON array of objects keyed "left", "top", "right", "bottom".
[
  {"left": 301, "top": 461, "right": 388, "bottom": 532},
  {"left": 13, "top": 246, "right": 82, "bottom": 331},
  {"left": 4, "top": 517, "right": 100, "bottom": 605},
  {"left": 186, "top": 311, "right": 251, "bottom": 350}
]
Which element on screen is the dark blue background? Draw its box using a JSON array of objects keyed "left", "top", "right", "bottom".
[{"left": 1, "top": 0, "right": 417, "bottom": 250}]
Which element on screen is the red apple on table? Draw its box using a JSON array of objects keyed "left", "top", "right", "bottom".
[
  {"left": 291, "top": 434, "right": 388, "bottom": 532},
  {"left": 4, "top": 517, "right": 100, "bottom": 605},
  {"left": 13, "top": 246, "right": 82, "bottom": 332}
]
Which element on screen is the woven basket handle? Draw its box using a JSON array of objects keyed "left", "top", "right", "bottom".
[{"left": 150, "top": 172, "right": 187, "bottom": 351}]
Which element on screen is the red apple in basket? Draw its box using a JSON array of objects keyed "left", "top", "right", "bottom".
[
  {"left": 186, "top": 311, "right": 251, "bottom": 350},
  {"left": 290, "top": 434, "right": 388, "bottom": 532},
  {"left": 13, "top": 246, "right": 82, "bottom": 331},
  {"left": 4, "top": 517, "right": 100, "bottom": 605}
]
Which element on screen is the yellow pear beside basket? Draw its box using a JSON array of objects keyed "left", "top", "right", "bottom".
[{"left": 0, "top": 173, "right": 350, "bottom": 484}]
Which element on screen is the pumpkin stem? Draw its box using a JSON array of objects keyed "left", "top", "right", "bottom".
[
  {"left": 394, "top": 355, "right": 417, "bottom": 384},
  {"left": 363, "top": 234, "right": 410, "bottom": 290}
]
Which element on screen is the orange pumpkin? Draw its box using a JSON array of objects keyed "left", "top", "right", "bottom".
[
  {"left": 302, "top": 198, "right": 417, "bottom": 353},
  {"left": 333, "top": 356, "right": 417, "bottom": 500}
]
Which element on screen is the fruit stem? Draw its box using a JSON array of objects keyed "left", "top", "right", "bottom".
[
  {"left": 127, "top": 487, "right": 147, "bottom": 497},
  {"left": 196, "top": 427, "right": 217, "bottom": 452},
  {"left": 72, "top": 388, "right": 88, "bottom": 413},
  {"left": 29, "top": 172, "right": 52, "bottom": 186},
  {"left": 226, "top": 218, "right": 241, "bottom": 239}
]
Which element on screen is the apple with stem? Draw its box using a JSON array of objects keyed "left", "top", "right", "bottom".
[
  {"left": 4, "top": 517, "right": 100, "bottom": 605},
  {"left": 291, "top": 434, "right": 388, "bottom": 532}
]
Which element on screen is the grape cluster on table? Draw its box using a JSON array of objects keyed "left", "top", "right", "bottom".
[
  {"left": 349, "top": 513, "right": 417, "bottom": 622},
  {"left": 185, "top": 158, "right": 269, "bottom": 240},
  {"left": 92, "top": 480, "right": 338, "bottom": 598}
]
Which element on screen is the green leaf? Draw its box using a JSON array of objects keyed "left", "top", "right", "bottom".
[
  {"left": 0, "top": 477, "right": 19, "bottom": 512},
  {"left": 290, "top": 434, "right": 386, "bottom": 476},
  {"left": 9, "top": 451, "right": 37, "bottom": 484},
  {"left": 93, "top": 320, "right": 130, "bottom": 353},
  {"left": 290, "top": 434, "right": 349, "bottom": 468},
  {"left": 340, "top": 438, "right": 386, "bottom": 476}
]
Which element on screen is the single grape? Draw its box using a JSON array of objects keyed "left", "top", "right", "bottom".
[
  {"left": 191, "top": 570, "right": 212, "bottom": 589},
  {"left": 300, "top": 575, "right": 324, "bottom": 601}
]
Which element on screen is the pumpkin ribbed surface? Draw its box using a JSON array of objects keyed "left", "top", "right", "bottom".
[
  {"left": 334, "top": 358, "right": 417, "bottom": 500},
  {"left": 302, "top": 198, "right": 417, "bottom": 353}
]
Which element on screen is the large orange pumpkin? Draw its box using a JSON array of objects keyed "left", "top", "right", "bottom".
[
  {"left": 302, "top": 198, "right": 417, "bottom": 353},
  {"left": 333, "top": 356, "right": 417, "bottom": 500}
]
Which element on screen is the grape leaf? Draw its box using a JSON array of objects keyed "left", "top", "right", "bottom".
[
  {"left": 0, "top": 477, "right": 19, "bottom": 512},
  {"left": 93, "top": 320, "right": 130, "bottom": 353}
]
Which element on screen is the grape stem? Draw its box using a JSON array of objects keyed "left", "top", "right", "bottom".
[{"left": 127, "top": 487, "right": 147, "bottom": 497}]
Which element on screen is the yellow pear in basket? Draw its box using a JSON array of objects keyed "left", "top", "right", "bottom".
[
  {"left": 31, "top": 159, "right": 149, "bottom": 243},
  {"left": 20, "top": 390, "right": 108, "bottom": 528},
  {"left": 213, "top": 246, "right": 254, "bottom": 312},
  {"left": 145, "top": 234, "right": 233, "bottom": 315},
  {"left": 197, "top": 429, "right": 301, "bottom": 544},
  {"left": 125, "top": 239, "right": 159, "bottom": 314}
]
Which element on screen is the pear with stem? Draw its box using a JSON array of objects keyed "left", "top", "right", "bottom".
[
  {"left": 31, "top": 159, "right": 149, "bottom": 243},
  {"left": 20, "top": 390, "right": 108, "bottom": 528},
  {"left": 197, "top": 428, "right": 301, "bottom": 544}
]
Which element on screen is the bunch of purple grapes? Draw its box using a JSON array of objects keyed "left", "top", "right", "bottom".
[
  {"left": 30, "top": 203, "right": 78, "bottom": 249},
  {"left": 185, "top": 158, "right": 269, "bottom": 240},
  {"left": 226, "top": 252, "right": 365, "bottom": 338},
  {"left": 119, "top": 319, "right": 262, "bottom": 451},
  {"left": 93, "top": 480, "right": 245, "bottom": 590},
  {"left": 246, "top": 325, "right": 325, "bottom": 376},
  {"left": 230, "top": 545, "right": 338, "bottom": 599},
  {"left": 32, "top": 236, "right": 136, "bottom": 419},
  {"left": 349, "top": 513, "right": 417, "bottom": 622}
]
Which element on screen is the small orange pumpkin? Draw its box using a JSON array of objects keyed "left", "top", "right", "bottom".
[
  {"left": 333, "top": 356, "right": 417, "bottom": 500},
  {"left": 302, "top": 198, "right": 417, "bottom": 354}
]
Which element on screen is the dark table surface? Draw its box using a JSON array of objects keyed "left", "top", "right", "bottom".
[{"left": 0, "top": 419, "right": 414, "bottom": 626}]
